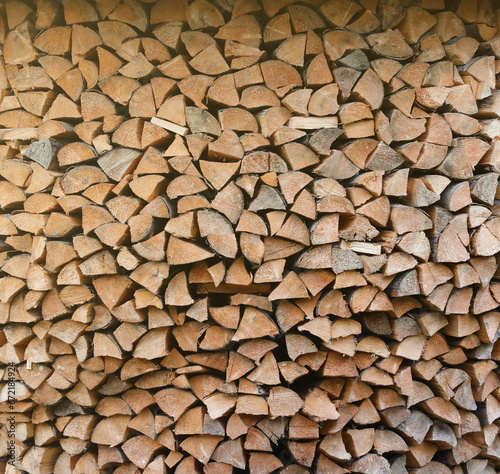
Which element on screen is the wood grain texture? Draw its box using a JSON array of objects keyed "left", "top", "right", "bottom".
[{"left": 0, "top": 1, "right": 500, "bottom": 473}]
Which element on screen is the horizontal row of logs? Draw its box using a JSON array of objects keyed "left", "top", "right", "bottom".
[{"left": 2, "top": 0, "right": 500, "bottom": 473}]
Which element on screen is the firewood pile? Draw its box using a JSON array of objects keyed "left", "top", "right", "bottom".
[{"left": 3, "top": 0, "right": 500, "bottom": 472}]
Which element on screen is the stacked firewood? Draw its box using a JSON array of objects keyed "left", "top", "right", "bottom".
[{"left": 2, "top": 0, "right": 500, "bottom": 472}]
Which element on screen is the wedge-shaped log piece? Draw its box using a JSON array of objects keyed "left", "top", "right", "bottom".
[
  {"left": 249, "top": 185, "right": 286, "bottom": 212},
  {"left": 267, "top": 387, "right": 303, "bottom": 418},
  {"left": 397, "top": 6, "right": 437, "bottom": 44},
  {"left": 93, "top": 275, "right": 134, "bottom": 309},
  {"left": 208, "top": 130, "right": 244, "bottom": 160},
  {"left": 166, "top": 237, "right": 213, "bottom": 266},
  {"left": 269, "top": 271, "right": 309, "bottom": 301},
  {"left": 367, "top": 29, "right": 414, "bottom": 60},
  {"left": 57, "top": 142, "right": 96, "bottom": 167},
  {"left": 130, "top": 262, "right": 169, "bottom": 294},
  {"left": 324, "top": 30, "right": 368, "bottom": 61},
  {"left": 313, "top": 150, "right": 359, "bottom": 180},
  {"left": 366, "top": 142, "right": 405, "bottom": 171},
  {"left": 390, "top": 206, "right": 433, "bottom": 234},
  {"left": 211, "top": 438, "right": 245, "bottom": 469},
  {"left": 155, "top": 388, "right": 197, "bottom": 422},
  {"left": 320, "top": 0, "right": 361, "bottom": 27},
  {"left": 186, "top": 107, "right": 221, "bottom": 136},
  {"left": 261, "top": 60, "right": 302, "bottom": 92},
  {"left": 180, "top": 435, "right": 224, "bottom": 465},
  {"left": 436, "top": 225, "right": 470, "bottom": 263},
  {"left": 303, "top": 388, "right": 339, "bottom": 422},
  {"left": 166, "top": 175, "right": 207, "bottom": 200},
  {"left": 232, "top": 307, "right": 279, "bottom": 341},
  {"left": 165, "top": 271, "right": 194, "bottom": 306},
  {"left": 390, "top": 269, "right": 421, "bottom": 297},
  {"left": 23, "top": 139, "right": 60, "bottom": 170},
  {"left": 352, "top": 68, "right": 384, "bottom": 110},
  {"left": 0, "top": 160, "right": 32, "bottom": 188},
  {"left": 190, "top": 44, "right": 229, "bottom": 76},
  {"left": 91, "top": 415, "right": 131, "bottom": 447},
  {"left": 4, "top": 21, "right": 38, "bottom": 65},
  {"left": 280, "top": 142, "right": 319, "bottom": 170},
  {"left": 81, "top": 91, "right": 116, "bottom": 122},
  {"left": 198, "top": 210, "right": 238, "bottom": 258}
]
